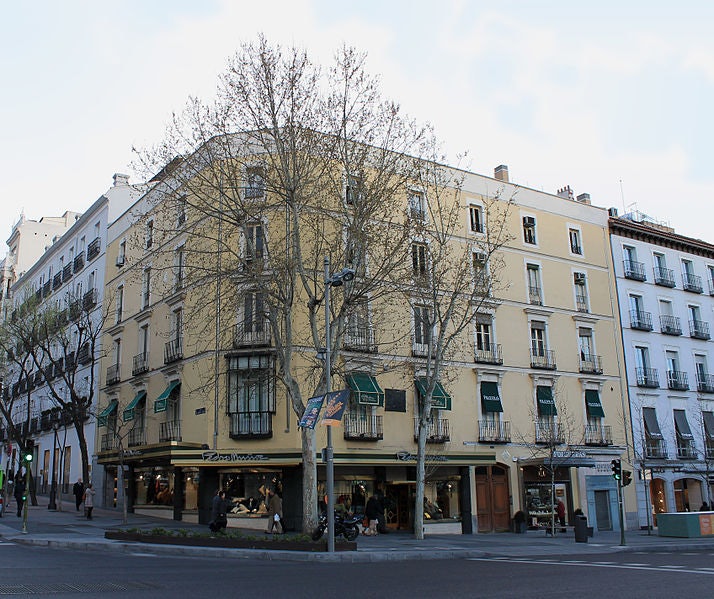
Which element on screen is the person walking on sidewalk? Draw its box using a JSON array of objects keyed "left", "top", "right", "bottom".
[
  {"left": 209, "top": 490, "right": 228, "bottom": 533},
  {"left": 14, "top": 471, "right": 25, "bottom": 517},
  {"left": 83, "top": 483, "right": 95, "bottom": 520},
  {"left": 266, "top": 488, "right": 283, "bottom": 534},
  {"left": 73, "top": 478, "right": 85, "bottom": 512}
]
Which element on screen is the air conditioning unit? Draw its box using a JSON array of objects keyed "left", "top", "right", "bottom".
[{"left": 574, "top": 273, "right": 586, "bottom": 284}]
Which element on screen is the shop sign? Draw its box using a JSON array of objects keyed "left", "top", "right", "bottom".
[
  {"left": 122, "top": 449, "right": 142, "bottom": 457},
  {"left": 396, "top": 451, "right": 447, "bottom": 462},
  {"left": 201, "top": 451, "right": 270, "bottom": 462}
]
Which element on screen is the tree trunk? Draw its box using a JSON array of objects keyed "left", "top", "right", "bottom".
[
  {"left": 300, "top": 427, "right": 318, "bottom": 533},
  {"left": 551, "top": 470, "right": 556, "bottom": 537},
  {"left": 414, "top": 420, "right": 428, "bottom": 540}
]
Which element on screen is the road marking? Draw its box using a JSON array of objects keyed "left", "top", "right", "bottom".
[{"left": 466, "top": 557, "right": 714, "bottom": 576}]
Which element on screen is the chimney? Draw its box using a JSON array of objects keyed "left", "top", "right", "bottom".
[
  {"left": 494, "top": 165, "right": 509, "bottom": 183},
  {"left": 557, "top": 185, "right": 574, "bottom": 200},
  {"left": 113, "top": 173, "right": 130, "bottom": 187},
  {"left": 576, "top": 193, "right": 591, "bottom": 205}
]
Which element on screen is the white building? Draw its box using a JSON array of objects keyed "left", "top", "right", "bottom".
[
  {"left": 3, "top": 174, "right": 143, "bottom": 502},
  {"left": 610, "top": 209, "right": 714, "bottom": 528}
]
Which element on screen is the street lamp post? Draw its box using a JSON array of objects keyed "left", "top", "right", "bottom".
[
  {"left": 323, "top": 256, "right": 355, "bottom": 553},
  {"left": 48, "top": 422, "right": 59, "bottom": 510}
]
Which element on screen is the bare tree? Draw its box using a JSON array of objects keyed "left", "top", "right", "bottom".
[{"left": 133, "top": 37, "right": 435, "bottom": 532}]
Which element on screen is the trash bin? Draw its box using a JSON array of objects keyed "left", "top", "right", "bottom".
[{"left": 574, "top": 514, "right": 588, "bottom": 543}]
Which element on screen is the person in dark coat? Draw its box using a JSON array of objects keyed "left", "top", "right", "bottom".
[
  {"left": 363, "top": 495, "right": 380, "bottom": 536},
  {"left": 209, "top": 490, "right": 228, "bottom": 533},
  {"left": 14, "top": 471, "right": 25, "bottom": 517},
  {"left": 73, "top": 478, "right": 85, "bottom": 512}
]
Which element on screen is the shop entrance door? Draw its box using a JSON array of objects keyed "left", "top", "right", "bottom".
[
  {"left": 594, "top": 490, "right": 612, "bottom": 531},
  {"left": 385, "top": 484, "right": 412, "bottom": 530},
  {"left": 475, "top": 465, "right": 510, "bottom": 532}
]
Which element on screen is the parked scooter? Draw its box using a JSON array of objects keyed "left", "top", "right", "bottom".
[{"left": 311, "top": 511, "right": 362, "bottom": 541}]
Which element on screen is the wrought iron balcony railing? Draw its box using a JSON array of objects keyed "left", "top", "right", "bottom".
[
  {"left": 128, "top": 428, "right": 146, "bottom": 447},
  {"left": 474, "top": 343, "right": 503, "bottom": 365},
  {"left": 585, "top": 424, "right": 613, "bottom": 446},
  {"left": 660, "top": 314, "right": 682, "bottom": 335},
  {"left": 413, "top": 418, "right": 450, "bottom": 443},
  {"left": 645, "top": 438, "right": 667, "bottom": 459},
  {"left": 636, "top": 367, "right": 659, "bottom": 388},
  {"left": 343, "top": 414, "right": 383, "bottom": 441},
  {"left": 229, "top": 412, "right": 272, "bottom": 439},
  {"left": 667, "top": 370, "right": 689, "bottom": 391},
  {"left": 87, "top": 237, "right": 101, "bottom": 261},
  {"left": 100, "top": 433, "right": 119, "bottom": 452},
  {"left": 528, "top": 285, "right": 543, "bottom": 305},
  {"left": 164, "top": 337, "right": 183, "bottom": 364},
  {"left": 478, "top": 420, "right": 511, "bottom": 443},
  {"left": 343, "top": 324, "right": 378, "bottom": 353},
  {"left": 535, "top": 420, "right": 564, "bottom": 444},
  {"left": 697, "top": 373, "right": 714, "bottom": 393},
  {"left": 623, "top": 259, "right": 646, "bottom": 281},
  {"left": 233, "top": 321, "right": 271, "bottom": 348},
  {"left": 676, "top": 440, "right": 697, "bottom": 459},
  {"left": 132, "top": 353, "right": 149, "bottom": 376},
  {"left": 575, "top": 293, "right": 589, "bottom": 313},
  {"left": 530, "top": 349, "right": 556, "bottom": 370},
  {"left": 82, "top": 288, "right": 97, "bottom": 311},
  {"left": 579, "top": 353, "right": 603, "bottom": 374},
  {"left": 630, "top": 309, "right": 653, "bottom": 331},
  {"left": 62, "top": 264, "right": 73, "bottom": 282},
  {"left": 690, "top": 319, "right": 711, "bottom": 340},
  {"left": 682, "top": 272, "right": 703, "bottom": 293},
  {"left": 159, "top": 420, "right": 182, "bottom": 442},
  {"left": 653, "top": 266, "right": 676, "bottom": 287},
  {"left": 106, "top": 364, "right": 120, "bottom": 385}
]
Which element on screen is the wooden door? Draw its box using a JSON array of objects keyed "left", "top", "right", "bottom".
[{"left": 475, "top": 465, "right": 511, "bottom": 532}]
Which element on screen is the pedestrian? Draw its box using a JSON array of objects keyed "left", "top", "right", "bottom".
[
  {"left": 266, "top": 488, "right": 283, "bottom": 534},
  {"left": 363, "top": 494, "right": 380, "bottom": 536},
  {"left": 700, "top": 502, "right": 710, "bottom": 511},
  {"left": 73, "top": 478, "right": 85, "bottom": 512},
  {"left": 13, "top": 470, "right": 25, "bottom": 517},
  {"left": 556, "top": 498, "right": 566, "bottom": 530},
  {"left": 209, "top": 489, "right": 228, "bottom": 533},
  {"left": 83, "top": 483, "right": 95, "bottom": 520}
]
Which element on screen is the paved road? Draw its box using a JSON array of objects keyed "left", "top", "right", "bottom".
[{"left": 0, "top": 541, "right": 712, "bottom": 598}]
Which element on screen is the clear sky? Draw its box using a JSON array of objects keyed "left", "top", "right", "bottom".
[{"left": 2, "top": 0, "right": 713, "bottom": 253}]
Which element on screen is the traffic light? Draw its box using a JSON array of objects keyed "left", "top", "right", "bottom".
[
  {"left": 622, "top": 470, "right": 633, "bottom": 487},
  {"left": 611, "top": 459, "right": 621, "bottom": 481},
  {"left": 23, "top": 440, "right": 33, "bottom": 463}
]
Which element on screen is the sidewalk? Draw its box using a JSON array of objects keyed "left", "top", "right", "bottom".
[{"left": 2, "top": 498, "right": 714, "bottom": 562}]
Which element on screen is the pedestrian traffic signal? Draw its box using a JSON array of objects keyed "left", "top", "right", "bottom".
[
  {"left": 23, "top": 440, "right": 33, "bottom": 463},
  {"left": 611, "top": 459, "right": 621, "bottom": 480},
  {"left": 622, "top": 470, "right": 633, "bottom": 487}
]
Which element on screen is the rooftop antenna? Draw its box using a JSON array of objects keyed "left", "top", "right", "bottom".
[{"left": 619, "top": 179, "right": 625, "bottom": 214}]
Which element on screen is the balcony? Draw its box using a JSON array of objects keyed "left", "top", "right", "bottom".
[
  {"left": 697, "top": 373, "right": 714, "bottom": 394},
  {"left": 164, "top": 338, "right": 183, "bottom": 364},
  {"left": 127, "top": 428, "right": 146, "bottom": 447},
  {"left": 106, "top": 364, "right": 120, "bottom": 385},
  {"left": 42, "top": 280, "right": 51, "bottom": 298},
  {"left": 660, "top": 315, "right": 682, "bottom": 336},
  {"left": 52, "top": 272, "right": 63, "bottom": 290},
  {"left": 343, "top": 324, "right": 378, "bottom": 353},
  {"left": 667, "top": 370, "right": 689, "bottom": 391},
  {"left": 478, "top": 420, "right": 511, "bottom": 443},
  {"left": 132, "top": 353, "right": 149, "bottom": 376},
  {"left": 412, "top": 341, "right": 430, "bottom": 358},
  {"left": 64, "top": 351, "right": 76, "bottom": 371},
  {"left": 343, "top": 414, "right": 383, "bottom": 441},
  {"left": 645, "top": 438, "right": 667, "bottom": 459},
  {"left": 676, "top": 439, "right": 697, "bottom": 460},
  {"left": 87, "top": 237, "right": 101, "bottom": 261},
  {"left": 69, "top": 299, "right": 82, "bottom": 321},
  {"left": 710, "top": 278, "right": 714, "bottom": 296},
  {"left": 233, "top": 321, "right": 271, "bottom": 348},
  {"left": 82, "top": 288, "right": 97, "bottom": 311},
  {"left": 414, "top": 417, "right": 450, "bottom": 443},
  {"left": 575, "top": 293, "right": 589, "bottom": 313},
  {"left": 474, "top": 343, "right": 503, "bottom": 365},
  {"left": 630, "top": 309, "right": 653, "bottom": 331},
  {"left": 243, "top": 185, "right": 265, "bottom": 199},
  {"left": 707, "top": 442, "right": 714, "bottom": 460},
  {"left": 682, "top": 272, "right": 703, "bottom": 293},
  {"left": 623, "top": 259, "right": 647, "bottom": 281},
  {"left": 528, "top": 285, "right": 543, "bottom": 305},
  {"left": 229, "top": 412, "right": 272, "bottom": 439},
  {"left": 690, "top": 319, "right": 711, "bottom": 340},
  {"left": 585, "top": 424, "right": 613, "bottom": 446},
  {"left": 62, "top": 263, "right": 73, "bottom": 282},
  {"left": 653, "top": 266, "right": 676, "bottom": 287},
  {"left": 636, "top": 367, "right": 659, "bottom": 388},
  {"left": 159, "top": 420, "right": 182, "bottom": 442},
  {"left": 100, "top": 433, "right": 119, "bottom": 452},
  {"left": 73, "top": 254, "right": 84, "bottom": 272},
  {"left": 579, "top": 353, "right": 603, "bottom": 374},
  {"left": 77, "top": 342, "right": 91, "bottom": 365},
  {"left": 530, "top": 349, "right": 556, "bottom": 370},
  {"left": 535, "top": 420, "right": 564, "bottom": 444}
]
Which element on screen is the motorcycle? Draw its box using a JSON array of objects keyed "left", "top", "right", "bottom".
[{"left": 311, "top": 511, "right": 362, "bottom": 541}]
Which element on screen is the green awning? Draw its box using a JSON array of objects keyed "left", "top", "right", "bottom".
[
  {"left": 536, "top": 385, "right": 556, "bottom": 416},
  {"left": 97, "top": 400, "right": 118, "bottom": 427},
  {"left": 415, "top": 378, "right": 452, "bottom": 410},
  {"left": 480, "top": 381, "right": 503, "bottom": 413},
  {"left": 123, "top": 390, "right": 146, "bottom": 422},
  {"left": 154, "top": 380, "right": 181, "bottom": 413},
  {"left": 346, "top": 373, "right": 384, "bottom": 406},
  {"left": 585, "top": 389, "right": 604, "bottom": 418}
]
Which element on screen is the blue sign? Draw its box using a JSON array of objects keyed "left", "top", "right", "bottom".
[
  {"left": 322, "top": 389, "right": 350, "bottom": 426},
  {"left": 299, "top": 395, "right": 325, "bottom": 429}
]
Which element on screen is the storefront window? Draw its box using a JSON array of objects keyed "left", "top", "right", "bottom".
[
  {"left": 219, "top": 470, "right": 281, "bottom": 516},
  {"left": 134, "top": 467, "right": 175, "bottom": 506},
  {"left": 183, "top": 468, "right": 199, "bottom": 510}
]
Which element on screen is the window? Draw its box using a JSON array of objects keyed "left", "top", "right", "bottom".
[
  {"left": 474, "top": 319, "right": 492, "bottom": 351},
  {"left": 142, "top": 268, "right": 151, "bottom": 309},
  {"left": 245, "top": 223, "right": 264, "bottom": 262},
  {"left": 527, "top": 264, "right": 542, "bottom": 305},
  {"left": 578, "top": 327, "right": 593, "bottom": 358},
  {"left": 414, "top": 305, "right": 431, "bottom": 346},
  {"left": 568, "top": 228, "right": 582, "bottom": 255},
  {"left": 113, "top": 338, "right": 121, "bottom": 368},
  {"left": 346, "top": 174, "right": 363, "bottom": 205},
  {"left": 708, "top": 266, "right": 714, "bottom": 293},
  {"left": 115, "top": 285, "right": 124, "bottom": 325},
  {"left": 145, "top": 221, "right": 154, "bottom": 250},
  {"left": 245, "top": 166, "right": 265, "bottom": 199},
  {"left": 174, "top": 246, "right": 185, "bottom": 291},
  {"left": 412, "top": 243, "right": 428, "bottom": 277},
  {"left": 408, "top": 190, "right": 425, "bottom": 219},
  {"left": 469, "top": 205, "right": 484, "bottom": 234},
  {"left": 177, "top": 195, "right": 187, "bottom": 226},
  {"left": 574, "top": 272, "right": 588, "bottom": 312},
  {"left": 116, "top": 239, "right": 126, "bottom": 267},
  {"left": 522, "top": 216, "right": 536, "bottom": 244},
  {"left": 530, "top": 322, "right": 546, "bottom": 356},
  {"left": 172, "top": 308, "right": 183, "bottom": 340},
  {"left": 242, "top": 291, "right": 265, "bottom": 333},
  {"left": 227, "top": 355, "right": 274, "bottom": 437}
]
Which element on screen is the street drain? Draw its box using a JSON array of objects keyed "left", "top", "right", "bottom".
[{"left": 0, "top": 581, "right": 160, "bottom": 595}]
